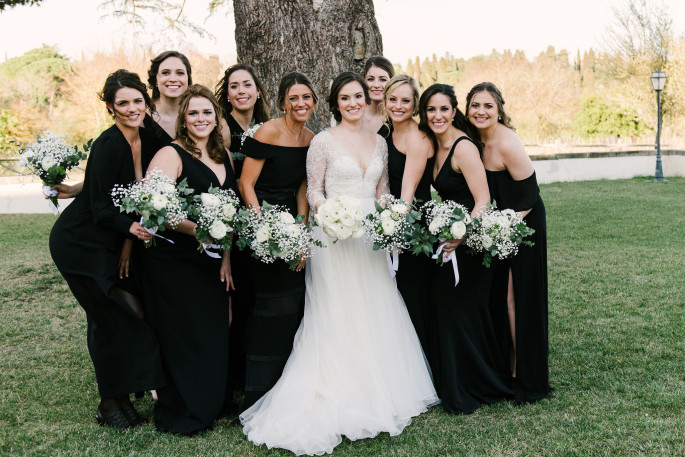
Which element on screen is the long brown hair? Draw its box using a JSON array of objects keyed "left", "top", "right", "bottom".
[
  {"left": 147, "top": 51, "right": 192, "bottom": 101},
  {"left": 215, "top": 64, "right": 270, "bottom": 123},
  {"left": 175, "top": 85, "right": 225, "bottom": 164},
  {"left": 465, "top": 82, "right": 516, "bottom": 130}
]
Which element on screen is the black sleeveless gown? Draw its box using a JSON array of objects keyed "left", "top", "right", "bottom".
[
  {"left": 143, "top": 113, "right": 173, "bottom": 153},
  {"left": 430, "top": 137, "right": 513, "bottom": 414},
  {"left": 385, "top": 129, "right": 436, "bottom": 370},
  {"left": 140, "top": 144, "right": 236, "bottom": 434},
  {"left": 241, "top": 136, "right": 308, "bottom": 409},
  {"left": 486, "top": 170, "right": 550, "bottom": 403},
  {"left": 49, "top": 125, "right": 164, "bottom": 399}
]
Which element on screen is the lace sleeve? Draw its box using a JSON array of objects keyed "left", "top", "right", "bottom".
[
  {"left": 306, "top": 133, "right": 327, "bottom": 208},
  {"left": 375, "top": 135, "right": 390, "bottom": 200}
]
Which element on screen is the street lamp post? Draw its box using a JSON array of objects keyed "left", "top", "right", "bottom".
[{"left": 650, "top": 70, "right": 667, "bottom": 182}]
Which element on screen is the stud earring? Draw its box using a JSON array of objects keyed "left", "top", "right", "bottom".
[
  {"left": 257, "top": 94, "right": 261, "bottom": 99},
  {"left": 498, "top": 117, "right": 501, "bottom": 121}
]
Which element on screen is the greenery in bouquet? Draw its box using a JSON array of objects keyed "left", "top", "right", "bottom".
[
  {"left": 364, "top": 195, "right": 423, "bottom": 252},
  {"left": 17, "top": 131, "right": 90, "bottom": 212},
  {"left": 187, "top": 186, "right": 240, "bottom": 253},
  {"left": 235, "top": 202, "right": 321, "bottom": 270},
  {"left": 465, "top": 202, "right": 535, "bottom": 267},
  {"left": 312, "top": 195, "right": 365, "bottom": 243},
  {"left": 111, "top": 168, "right": 193, "bottom": 245},
  {"left": 421, "top": 199, "right": 472, "bottom": 262}
]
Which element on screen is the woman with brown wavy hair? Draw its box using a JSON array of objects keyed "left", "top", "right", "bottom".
[{"left": 139, "top": 84, "right": 237, "bottom": 435}]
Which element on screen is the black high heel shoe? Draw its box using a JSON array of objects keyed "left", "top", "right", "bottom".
[
  {"left": 96, "top": 408, "right": 132, "bottom": 430},
  {"left": 120, "top": 402, "right": 147, "bottom": 427}
]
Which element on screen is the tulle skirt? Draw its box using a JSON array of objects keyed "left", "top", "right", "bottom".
[{"left": 240, "top": 197, "right": 439, "bottom": 455}]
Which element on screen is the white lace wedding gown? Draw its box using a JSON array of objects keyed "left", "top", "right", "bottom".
[{"left": 240, "top": 130, "right": 438, "bottom": 455}]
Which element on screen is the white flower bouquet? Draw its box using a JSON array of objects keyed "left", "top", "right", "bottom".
[
  {"left": 465, "top": 203, "right": 535, "bottom": 267},
  {"left": 111, "top": 168, "right": 193, "bottom": 246},
  {"left": 187, "top": 186, "right": 241, "bottom": 257},
  {"left": 17, "top": 131, "right": 90, "bottom": 214},
  {"left": 313, "top": 195, "right": 365, "bottom": 243},
  {"left": 235, "top": 202, "right": 321, "bottom": 270}
]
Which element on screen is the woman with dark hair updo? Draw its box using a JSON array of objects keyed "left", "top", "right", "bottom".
[
  {"left": 237, "top": 71, "right": 316, "bottom": 410},
  {"left": 466, "top": 81, "right": 550, "bottom": 404},
  {"left": 49, "top": 69, "right": 164, "bottom": 429},
  {"left": 144, "top": 50, "right": 192, "bottom": 150},
  {"left": 240, "top": 71, "right": 437, "bottom": 456},
  {"left": 363, "top": 56, "right": 395, "bottom": 135},
  {"left": 138, "top": 84, "right": 236, "bottom": 435},
  {"left": 419, "top": 83, "right": 513, "bottom": 414}
]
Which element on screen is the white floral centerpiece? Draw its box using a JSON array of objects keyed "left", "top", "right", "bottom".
[
  {"left": 235, "top": 202, "right": 321, "bottom": 270},
  {"left": 187, "top": 186, "right": 240, "bottom": 257},
  {"left": 465, "top": 202, "right": 535, "bottom": 267},
  {"left": 17, "top": 131, "right": 90, "bottom": 214},
  {"left": 313, "top": 195, "right": 365, "bottom": 243},
  {"left": 111, "top": 168, "right": 193, "bottom": 246}
]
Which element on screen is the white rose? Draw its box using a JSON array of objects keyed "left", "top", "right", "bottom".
[
  {"left": 222, "top": 204, "right": 236, "bottom": 220},
  {"left": 450, "top": 221, "right": 466, "bottom": 239},
  {"left": 337, "top": 225, "right": 353, "bottom": 240},
  {"left": 381, "top": 218, "right": 397, "bottom": 235},
  {"left": 340, "top": 212, "right": 357, "bottom": 227},
  {"left": 279, "top": 212, "right": 295, "bottom": 225},
  {"left": 481, "top": 235, "right": 493, "bottom": 249},
  {"left": 428, "top": 218, "right": 442, "bottom": 235},
  {"left": 352, "top": 227, "right": 366, "bottom": 239},
  {"left": 314, "top": 212, "right": 324, "bottom": 227},
  {"left": 255, "top": 224, "right": 271, "bottom": 243},
  {"left": 162, "top": 182, "right": 176, "bottom": 194},
  {"left": 200, "top": 193, "right": 221, "bottom": 207},
  {"left": 209, "top": 220, "right": 228, "bottom": 240},
  {"left": 41, "top": 156, "right": 56, "bottom": 170},
  {"left": 380, "top": 209, "right": 393, "bottom": 221},
  {"left": 391, "top": 203, "right": 408, "bottom": 215},
  {"left": 151, "top": 194, "right": 168, "bottom": 211},
  {"left": 286, "top": 224, "right": 301, "bottom": 237}
]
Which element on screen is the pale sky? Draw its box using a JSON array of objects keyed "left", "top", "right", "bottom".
[{"left": 1, "top": 0, "right": 684, "bottom": 64}]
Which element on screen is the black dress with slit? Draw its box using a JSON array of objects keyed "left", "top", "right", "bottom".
[
  {"left": 49, "top": 124, "right": 164, "bottom": 399},
  {"left": 486, "top": 169, "right": 550, "bottom": 403},
  {"left": 240, "top": 136, "right": 308, "bottom": 409},
  {"left": 430, "top": 137, "right": 513, "bottom": 414},
  {"left": 386, "top": 129, "right": 436, "bottom": 369},
  {"left": 140, "top": 143, "right": 236, "bottom": 434}
]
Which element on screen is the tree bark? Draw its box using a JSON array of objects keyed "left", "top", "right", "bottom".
[{"left": 233, "top": 0, "right": 383, "bottom": 132}]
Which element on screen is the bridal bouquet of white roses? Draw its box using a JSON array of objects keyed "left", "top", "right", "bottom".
[
  {"left": 111, "top": 168, "right": 193, "bottom": 246},
  {"left": 313, "top": 196, "right": 365, "bottom": 243},
  {"left": 187, "top": 187, "right": 240, "bottom": 257},
  {"left": 18, "top": 131, "right": 90, "bottom": 214},
  {"left": 235, "top": 202, "right": 321, "bottom": 270},
  {"left": 465, "top": 203, "right": 535, "bottom": 267}
]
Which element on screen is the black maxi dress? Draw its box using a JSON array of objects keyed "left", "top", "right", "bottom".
[
  {"left": 386, "top": 130, "right": 437, "bottom": 368},
  {"left": 241, "top": 136, "right": 308, "bottom": 409},
  {"left": 224, "top": 113, "right": 250, "bottom": 403},
  {"left": 49, "top": 124, "right": 164, "bottom": 399},
  {"left": 140, "top": 144, "right": 236, "bottom": 434},
  {"left": 430, "top": 137, "right": 513, "bottom": 414},
  {"left": 486, "top": 170, "right": 550, "bottom": 403},
  {"left": 143, "top": 114, "right": 173, "bottom": 152}
]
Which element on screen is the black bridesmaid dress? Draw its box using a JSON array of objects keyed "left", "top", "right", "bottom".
[
  {"left": 143, "top": 114, "right": 173, "bottom": 153},
  {"left": 225, "top": 113, "right": 246, "bottom": 179},
  {"left": 386, "top": 129, "right": 436, "bottom": 368},
  {"left": 241, "top": 136, "right": 308, "bottom": 409},
  {"left": 486, "top": 170, "right": 550, "bottom": 403},
  {"left": 49, "top": 125, "right": 164, "bottom": 400},
  {"left": 140, "top": 144, "right": 236, "bottom": 434},
  {"left": 430, "top": 137, "right": 513, "bottom": 414}
]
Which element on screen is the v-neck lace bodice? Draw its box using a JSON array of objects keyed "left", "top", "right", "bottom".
[{"left": 306, "top": 130, "right": 389, "bottom": 207}]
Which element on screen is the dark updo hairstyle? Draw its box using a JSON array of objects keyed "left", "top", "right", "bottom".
[
  {"left": 147, "top": 50, "right": 192, "bottom": 101},
  {"left": 276, "top": 71, "right": 318, "bottom": 114},
  {"left": 465, "top": 81, "right": 515, "bottom": 131},
  {"left": 327, "top": 71, "right": 370, "bottom": 123},
  {"left": 215, "top": 64, "right": 270, "bottom": 124},
  {"left": 98, "top": 69, "right": 155, "bottom": 117},
  {"left": 174, "top": 84, "right": 225, "bottom": 164},
  {"left": 364, "top": 56, "right": 395, "bottom": 79},
  {"left": 418, "top": 83, "right": 480, "bottom": 154}
]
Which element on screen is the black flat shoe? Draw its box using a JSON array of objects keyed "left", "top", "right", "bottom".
[
  {"left": 95, "top": 408, "right": 132, "bottom": 430},
  {"left": 120, "top": 403, "right": 147, "bottom": 427}
]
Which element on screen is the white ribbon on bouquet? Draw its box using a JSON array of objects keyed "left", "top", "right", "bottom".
[
  {"left": 385, "top": 243, "right": 411, "bottom": 278},
  {"left": 201, "top": 242, "right": 222, "bottom": 259},
  {"left": 140, "top": 216, "right": 174, "bottom": 245},
  {"left": 432, "top": 240, "right": 460, "bottom": 286},
  {"left": 42, "top": 185, "right": 58, "bottom": 215}
]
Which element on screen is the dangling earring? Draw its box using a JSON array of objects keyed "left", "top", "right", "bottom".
[{"left": 257, "top": 93, "right": 261, "bottom": 99}]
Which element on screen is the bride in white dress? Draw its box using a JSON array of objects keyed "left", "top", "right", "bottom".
[{"left": 240, "top": 72, "right": 438, "bottom": 456}]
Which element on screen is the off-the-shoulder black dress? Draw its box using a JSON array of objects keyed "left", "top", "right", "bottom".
[
  {"left": 486, "top": 169, "right": 550, "bottom": 403},
  {"left": 140, "top": 143, "right": 236, "bottom": 434},
  {"left": 430, "top": 137, "right": 513, "bottom": 414},
  {"left": 241, "top": 136, "right": 308, "bottom": 409},
  {"left": 49, "top": 124, "right": 164, "bottom": 399}
]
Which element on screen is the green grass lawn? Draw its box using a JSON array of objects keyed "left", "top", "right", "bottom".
[{"left": 1, "top": 177, "right": 684, "bottom": 456}]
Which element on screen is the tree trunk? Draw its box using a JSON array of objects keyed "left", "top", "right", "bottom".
[{"left": 233, "top": 0, "right": 383, "bottom": 132}]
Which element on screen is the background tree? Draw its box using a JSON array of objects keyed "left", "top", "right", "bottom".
[{"left": 0, "top": 0, "right": 44, "bottom": 12}]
